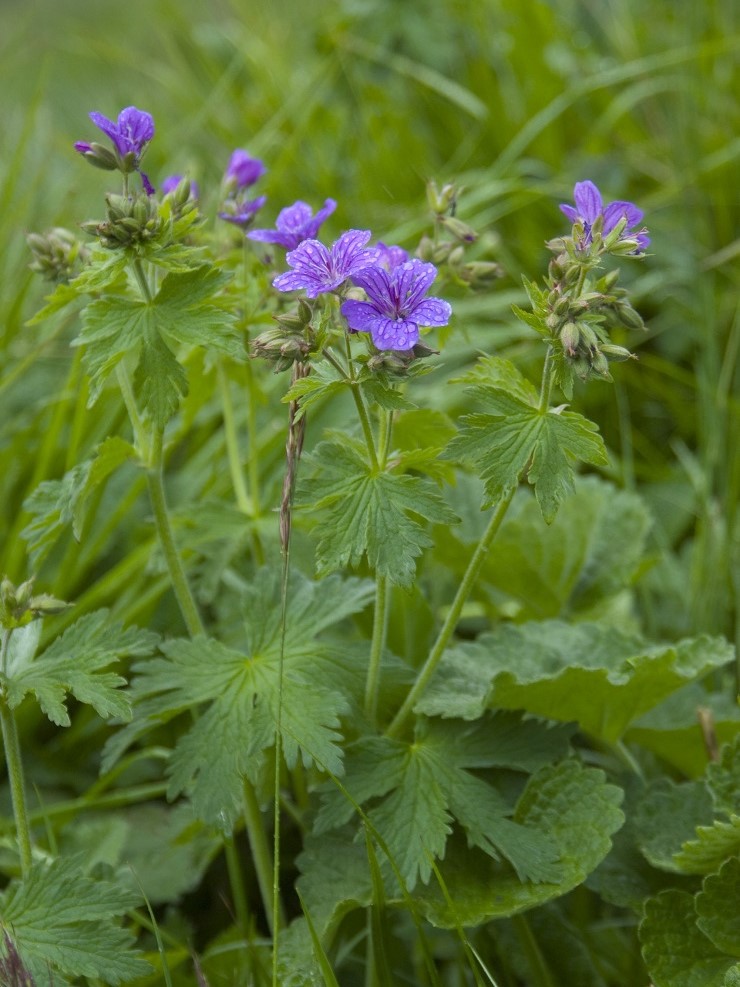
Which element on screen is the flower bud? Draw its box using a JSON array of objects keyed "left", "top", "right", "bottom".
[
  {"left": 426, "top": 180, "right": 458, "bottom": 216},
  {"left": 559, "top": 322, "right": 580, "bottom": 357},
  {"left": 608, "top": 236, "right": 642, "bottom": 256},
  {"left": 439, "top": 216, "right": 478, "bottom": 243},
  {"left": 0, "top": 576, "right": 69, "bottom": 629},
  {"left": 252, "top": 325, "right": 312, "bottom": 373},
  {"left": 600, "top": 343, "right": 636, "bottom": 362},
  {"left": 416, "top": 235, "right": 435, "bottom": 261},
  {"left": 589, "top": 350, "right": 612, "bottom": 379},
  {"left": 27, "top": 227, "right": 89, "bottom": 283},
  {"left": 456, "top": 261, "right": 503, "bottom": 288},
  {"left": 84, "top": 191, "right": 164, "bottom": 250},
  {"left": 73, "top": 140, "right": 119, "bottom": 171},
  {"left": 616, "top": 304, "right": 646, "bottom": 331},
  {"left": 274, "top": 299, "right": 313, "bottom": 332}
]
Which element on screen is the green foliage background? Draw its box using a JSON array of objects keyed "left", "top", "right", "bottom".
[
  {"left": 2, "top": 0, "right": 737, "bottom": 643},
  {"left": 0, "top": 1, "right": 738, "bottom": 984}
]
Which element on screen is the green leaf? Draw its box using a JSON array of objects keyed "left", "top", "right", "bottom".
[
  {"left": 696, "top": 858, "right": 740, "bottom": 957},
  {"left": 391, "top": 408, "right": 458, "bottom": 484},
  {"left": 418, "top": 623, "right": 734, "bottom": 743},
  {"left": 104, "top": 572, "right": 373, "bottom": 828},
  {"left": 477, "top": 476, "right": 652, "bottom": 620},
  {"left": 632, "top": 778, "right": 715, "bottom": 872},
  {"left": 640, "top": 890, "right": 740, "bottom": 987},
  {"left": 21, "top": 437, "right": 138, "bottom": 566},
  {"left": 673, "top": 815, "right": 740, "bottom": 875},
  {"left": 447, "top": 357, "right": 608, "bottom": 521},
  {"left": 27, "top": 249, "right": 128, "bottom": 324},
  {"left": 282, "top": 361, "right": 348, "bottom": 420},
  {"left": 75, "top": 265, "right": 239, "bottom": 422},
  {"left": 0, "top": 855, "right": 151, "bottom": 984},
  {"left": 415, "top": 760, "right": 624, "bottom": 925},
  {"left": 299, "top": 437, "right": 459, "bottom": 586},
  {"left": 315, "top": 715, "right": 568, "bottom": 890},
  {"left": 5, "top": 610, "right": 157, "bottom": 726},
  {"left": 707, "top": 734, "right": 740, "bottom": 815}
]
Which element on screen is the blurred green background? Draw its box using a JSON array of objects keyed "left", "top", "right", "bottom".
[{"left": 1, "top": 0, "right": 738, "bottom": 644}]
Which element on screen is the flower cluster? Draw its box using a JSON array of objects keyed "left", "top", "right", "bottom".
[{"left": 271, "top": 229, "right": 451, "bottom": 352}]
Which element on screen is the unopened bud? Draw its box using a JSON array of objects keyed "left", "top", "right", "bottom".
[
  {"left": 252, "top": 326, "right": 312, "bottom": 372},
  {"left": 456, "top": 261, "right": 503, "bottom": 288},
  {"left": 559, "top": 322, "right": 580, "bottom": 357},
  {"left": 27, "top": 227, "right": 88, "bottom": 283},
  {"left": 600, "top": 343, "right": 636, "bottom": 362},
  {"left": 426, "top": 180, "right": 458, "bottom": 216},
  {"left": 590, "top": 350, "right": 612, "bottom": 379},
  {"left": 616, "top": 305, "right": 646, "bottom": 331},
  {"left": 75, "top": 141, "right": 119, "bottom": 171},
  {"left": 416, "top": 235, "right": 435, "bottom": 262},
  {"left": 609, "top": 236, "right": 641, "bottom": 256},
  {"left": 440, "top": 216, "right": 478, "bottom": 243}
]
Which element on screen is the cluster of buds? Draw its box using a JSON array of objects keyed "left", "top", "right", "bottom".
[
  {"left": 252, "top": 299, "right": 315, "bottom": 372},
  {"left": 366, "top": 339, "right": 439, "bottom": 378},
  {"left": 161, "top": 176, "right": 199, "bottom": 224},
  {"left": 544, "top": 249, "right": 643, "bottom": 385},
  {"left": 26, "top": 227, "right": 89, "bottom": 283},
  {"left": 419, "top": 180, "right": 502, "bottom": 291},
  {"left": 80, "top": 191, "right": 164, "bottom": 250},
  {"left": 0, "top": 577, "right": 69, "bottom": 631}
]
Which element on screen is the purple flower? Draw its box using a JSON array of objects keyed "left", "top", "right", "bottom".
[
  {"left": 341, "top": 259, "right": 451, "bottom": 351},
  {"left": 248, "top": 198, "right": 337, "bottom": 250},
  {"left": 225, "top": 150, "right": 266, "bottom": 189},
  {"left": 162, "top": 174, "right": 199, "bottom": 199},
  {"left": 373, "top": 242, "right": 409, "bottom": 271},
  {"left": 560, "top": 180, "right": 650, "bottom": 252},
  {"left": 86, "top": 106, "right": 155, "bottom": 161},
  {"left": 219, "top": 195, "right": 267, "bottom": 230},
  {"left": 273, "top": 230, "right": 377, "bottom": 298}
]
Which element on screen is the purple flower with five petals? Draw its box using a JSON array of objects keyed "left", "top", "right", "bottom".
[
  {"left": 225, "top": 150, "right": 266, "bottom": 189},
  {"left": 248, "top": 198, "right": 337, "bottom": 250},
  {"left": 341, "top": 259, "right": 451, "bottom": 351},
  {"left": 273, "top": 230, "right": 377, "bottom": 298},
  {"left": 560, "top": 180, "right": 650, "bottom": 252}
]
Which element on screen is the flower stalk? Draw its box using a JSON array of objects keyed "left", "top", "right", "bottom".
[{"left": 0, "top": 629, "right": 33, "bottom": 875}]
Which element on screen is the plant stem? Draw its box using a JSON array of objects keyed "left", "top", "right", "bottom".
[
  {"left": 364, "top": 575, "right": 388, "bottom": 725},
  {"left": 344, "top": 336, "right": 378, "bottom": 470},
  {"left": 385, "top": 489, "right": 515, "bottom": 739},
  {"left": 115, "top": 363, "right": 150, "bottom": 462},
  {"left": 0, "top": 630, "right": 33, "bottom": 875},
  {"left": 513, "top": 913, "right": 556, "bottom": 987},
  {"left": 218, "top": 360, "right": 252, "bottom": 515},
  {"left": 146, "top": 427, "right": 204, "bottom": 637},
  {"left": 223, "top": 833, "right": 251, "bottom": 941},
  {"left": 243, "top": 780, "right": 285, "bottom": 936}
]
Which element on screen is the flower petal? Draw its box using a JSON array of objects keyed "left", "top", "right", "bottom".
[
  {"left": 603, "top": 199, "right": 643, "bottom": 233},
  {"left": 398, "top": 260, "right": 438, "bottom": 312},
  {"left": 370, "top": 318, "right": 419, "bottom": 351},
  {"left": 573, "top": 181, "right": 603, "bottom": 223},
  {"left": 340, "top": 299, "right": 382, "bottom": 332},
  {"left": 559, "top": 204, "right": 579, "bottom": 224},
  {"left": 411, "top": 297, "right": 452, "bottom": 327}
]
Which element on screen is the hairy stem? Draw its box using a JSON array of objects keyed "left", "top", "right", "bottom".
[
  {"left": 344, "top": 336, "right": 379, "bottom": 470},
  {"left": 0, "top": 630, "right": 33, "bottom": 875}
]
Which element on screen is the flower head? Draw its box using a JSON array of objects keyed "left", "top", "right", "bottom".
[
  {"left": 560, "top": 180, "right": 649, "bottom": 252},
  {"left": 273, "top": 229, "right": 376, "bottom": 298},
  {"left": 86, "top": 106, "right": 155, "bottom": 162},
  {"left": 341, "top": 258, "right": 451, "bottom": 351},
  {"left": 219, "top": 195, "right": 267, "bottom": 230},
  {"left": 75, "top": 106, "right": 155, "bottom": 193},
  {"left": 248, "top": 198, "right": 337, "bottom": 250},
  {"left": 225, "top": 150, "right": 266, "bottom": 189}
]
